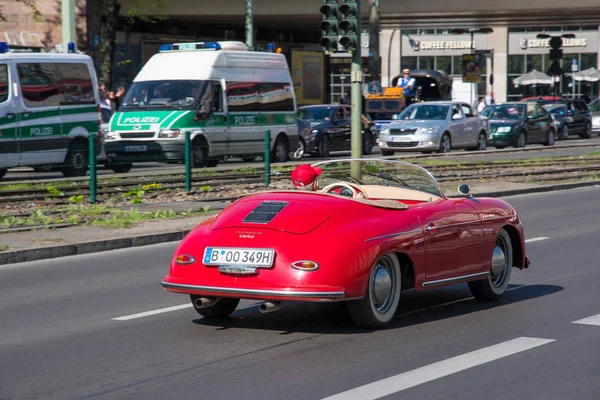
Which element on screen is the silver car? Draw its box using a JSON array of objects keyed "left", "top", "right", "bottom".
[
  {"left": 378, "top": 101, "right": 490, "bottom": 154},
  {"left": 589, "top": 99, "right": 600, "bottom": 135}
]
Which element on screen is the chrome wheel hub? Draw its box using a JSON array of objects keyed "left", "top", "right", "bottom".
[
  {"left": 490, "top": 239, "right": 508, "bottom": 287},
  {"left": 371, "top": 262, "right": 394, "bottom": 313}
]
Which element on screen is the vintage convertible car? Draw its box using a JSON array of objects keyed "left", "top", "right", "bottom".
[{"left": 161, "top": 159, "right": 530, "bottom": 328}]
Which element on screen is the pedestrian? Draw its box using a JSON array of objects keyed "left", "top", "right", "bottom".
[
  {"left": 341, "top": 89, "right": 351, "bottom": 105},
  {"left": 397, "top": 68, "right": 415, "bottom": 104},
  {"left": 109, "top": 86, "right": 126, "bottom": 112},
  {"left": 291, "top": 164, "right": 322, "bottom": 191},
  {"left": 98, "top": 82, "right": 111, "bottom": 108},
  {"left": 477, "top": 97, "right": 487, "bottom": 113}
]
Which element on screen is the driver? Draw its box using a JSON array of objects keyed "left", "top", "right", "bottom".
[{"left": 291, "top": 164, "right": 322, "bottom": 191}]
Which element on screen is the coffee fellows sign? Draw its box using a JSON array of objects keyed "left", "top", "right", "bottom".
[
  {"left": 520, "top": 38, "right": 588, "bottom": 49},
  {"left": 413, "top": 40, "right": 476, "bottom": 51}
]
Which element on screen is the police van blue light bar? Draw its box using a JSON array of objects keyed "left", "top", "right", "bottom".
[
  {"left": 159, "top": 41, "right": 248, "bottom": 53},
  {"left": 0, "top": 42, "right": 8, "bottom": 53},
  {"left": 67, "top": 42, "right": 75, "bottom": 53}
]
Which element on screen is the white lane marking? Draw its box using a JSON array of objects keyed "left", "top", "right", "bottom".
[
  {"left": 320, "top": 337, "right": 555, "bottom": 400},
  {"left": 572, "top": 313, "right": 600, "bottom": 326},
  {"left": 525, "top": 237, "right": 549, "bottom": 243},
  {"left": 112, "top": 304, "right": 192, "bottom": 321},
  {"left": 112, "top": 302, "right": 261, "bottom": 321}
]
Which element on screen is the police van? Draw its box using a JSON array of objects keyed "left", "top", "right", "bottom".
[
  {"left": 103, "top": 41, "right": 298, "bottom": 171},
  {"left": 0, "top": 42, "right": 101, "bottom": 179}
]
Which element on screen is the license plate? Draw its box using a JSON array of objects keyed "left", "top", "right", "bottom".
[
  {"left": 124, "top": 145, "right": 147, "bottom": 152},
  {"left": 203, "top": 247, "right": 275, "bottom": 267},
  {"left": 392, "top": 136, "right": 411, "bottom": 142}
]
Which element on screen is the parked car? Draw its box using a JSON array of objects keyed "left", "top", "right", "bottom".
[
  {"left": 98, "top": 105, "right": 113, "bottom": 163},
  {"left": 378, "top": 101, "right": 489, "bottom": 155},
  {"left": 297, "top": 105, "right": 375, "bottom": 157},
  {"left": 588, "top": 99, "right": 600, "bottom": 134},
  {"left": 542, "top": 102, "right": 591, "bottom": 139},
  {"left": 161, "top": 158, "right": 530, "bottom": 328},
  {"left": 482, "top": 102, "right": 556, "bottom": 148}
]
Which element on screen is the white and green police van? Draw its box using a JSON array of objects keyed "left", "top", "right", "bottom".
[
  {"left": 103, "top": 41, "right": 298, "bottom": 172},
  {"left": 0, "top": 42, "right": 101, "bottom": 179}
]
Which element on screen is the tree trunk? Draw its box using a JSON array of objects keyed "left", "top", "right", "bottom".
[{"left": 100, "top": 0, "right": 120, "bottom": 88}]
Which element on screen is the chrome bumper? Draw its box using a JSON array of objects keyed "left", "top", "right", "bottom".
[{"left": 161, "top": 281, "right": 346, "bottom": 300}]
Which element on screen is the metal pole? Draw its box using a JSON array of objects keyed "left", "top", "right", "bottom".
[
  {"left": 185, "top": 131, "right": 192, "bottom": 193},
  {"left": 350, "top": 1, "right": 363, "bottom": 181},
  {"left": 264, "top": 130, "right": 270, "bottom": 187},
  {"left": 88, "top": 133, "right": 96, "bottom": 203},
  {"left": 387, "top": 29, "right": 397, "bottom": 87},
  {"left": 62, "top": 0, "right": 77, "bottom": 51},
  {"left": 245, "top": 0, "right": 254, "bottom": 49},
  {"left": 471, "top": 31, "right": 475, "bottom": 105},
  {"left": 368, "top": 0, "right": 380, "bottom": 91}
]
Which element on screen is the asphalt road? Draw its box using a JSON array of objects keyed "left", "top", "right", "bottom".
[
  {"left": 4, "top": 136, "right": 600, "bottom": 182},
  {"left": 1, "top": 186, "right": 600, "bottom": 399}
]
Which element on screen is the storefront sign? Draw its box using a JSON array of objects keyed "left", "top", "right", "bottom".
[
  {"left": 413, "top": 40, "right": 476, "bottom": 51},
  {"left": 509, "top": 31, "right": 598, "bottom": 55},
  {"left": 520, "top": 38, "right": 588, "bottom": 49}
]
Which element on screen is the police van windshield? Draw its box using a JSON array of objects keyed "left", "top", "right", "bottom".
[{"left": 121, "top": 80, "right": 210, "bottom": 110}]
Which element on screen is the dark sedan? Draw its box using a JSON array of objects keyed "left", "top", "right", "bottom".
[
  {"left": 297, "top": 105, "right": 375, "bottom": 157},
  {"left": 537, "top": 99, "right": 592, "bottom": 139},
  {"left": 481, "top": 102, "right": 556, "bottom": 148}
]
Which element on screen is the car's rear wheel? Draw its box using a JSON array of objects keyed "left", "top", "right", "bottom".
[
  {"left": 362, "top": 133, "right": 374, "bottom": 155},
  {"left": 289, "top": 138, "right": 305, "bottom": 161},
  {"left": 468, "top": 229, "right": 513, "bottom": 301},
  {"left": 190, "top": 295, "right": 240, "bottom": 318},
  {"left": 476, "top": 131, "right": 487, "bottom": 151},
  {"left": 62, "top": 141, "right": 88, "bottom": 177},
  {"left": 515, "top": 132, "right": 527, "bottom": 148},
  {"left": 271, "top": 135, "right": 289, "bottom": 163},
  {"left": 347, "top": 253, "right": 401, "bottom": 328}
]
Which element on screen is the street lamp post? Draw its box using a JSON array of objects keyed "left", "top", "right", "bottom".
[{"left": 449, "top": 27, "right": 494, "bottom": 105}]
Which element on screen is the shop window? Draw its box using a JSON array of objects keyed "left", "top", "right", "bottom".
[
  {"left": 435, "top": 56, "right": 452, "bottom": 75},
  {"left": 526, "top": 55, "right": 543, "bottom": 73},
  {"left": 0, "top": 64, "right": 9, "bottom": 103},
  {"left": 508, "top": 55, "right": 525, "bottom": 75},
  {"left": 580, "top": 53, "right": 597, "bottom": 70},
  {"left": 16, "top": 63, "right": 60, "bottom": 108},
  {"left": 419, "top": 56, "right": 434, "bottom": 70},
  {"left": 452, "top": 56, "right": 462, "bottom": 75},
  {"left": 401, "top": 56, "right": 417, "bottom": 72}
]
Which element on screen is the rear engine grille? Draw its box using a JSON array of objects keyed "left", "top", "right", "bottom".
[
  {"left": 120, "top": 132, "right": 155, "bottom": 139},
  {"left": 387, "top": 142, "right": 419, "bottom": 148},
  {"left": 390, "top": 129, "right": 417, "bottom": 135},
  {"left": 243, "top": 201, "right": 289, "bottom": 224}
]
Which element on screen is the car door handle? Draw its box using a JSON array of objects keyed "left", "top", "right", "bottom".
[{"left": 426, "top": 224, "right": 437, "bottom": 233}]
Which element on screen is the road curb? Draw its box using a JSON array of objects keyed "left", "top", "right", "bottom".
[
  {"left": 1, "top": 181, "right": 599, "bottom": 266},
  {"left": 0, "top": 229, "right": 193, "bottom": 266}
]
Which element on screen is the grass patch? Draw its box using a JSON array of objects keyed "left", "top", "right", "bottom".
[
  {"left": 589, "top": 151, "right": 600, "bottom": 156},
  {"left": 0, "top": 244, "right": 8, "bottom": 251}
]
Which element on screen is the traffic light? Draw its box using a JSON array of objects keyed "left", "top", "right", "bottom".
[
  {"left": 549, "top": 36, "right": 563, "bottom": 61},
  {"left": 339, "top": 0, "right": 359, "bottom": 52},
  {"left": 319, "top": 0, "right": 339, "bottom": 52}
]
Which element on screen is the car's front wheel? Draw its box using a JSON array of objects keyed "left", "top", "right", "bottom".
[
  {"left": 544, "top": 128, "right": 555, "bottom": 146},
  {"left": 347, "top": 253, "right": 401, "bottom": 328},
  {"left": 190, "top": 296, "right": 240, "bottom": 318},
  {"left": 468, "top": 229, "right": 513, "bottom": 301}
]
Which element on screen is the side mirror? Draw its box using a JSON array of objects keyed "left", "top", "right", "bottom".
[
  {"left": 458, "top": 184, "right": 472, "bottom": 197},
  {"left": 196, "top": 99, "right": 213, "bottom": 120},
  {"left": 391, "top": 114, "right": 399, "bottom": 120}
]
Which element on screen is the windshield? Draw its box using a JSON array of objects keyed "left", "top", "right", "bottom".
[
  {"left": 398, "top": 104, "right": 449, "bottom": 120},
  {"left": 481, "top": 104, "right": 526, "bottom": 120},
  {"left": 543, "top": 104, "right": 566, "bottom": 115},
  {"left": 120, "top": 80, "right": 210, "bottom": 110},
  {"left": 298, "top": 107, "right": 334, "bottom": 122},
  {"left": 312, "top": 159, "right": 444, "bottom": 199}
]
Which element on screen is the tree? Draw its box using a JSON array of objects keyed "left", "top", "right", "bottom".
[
  {"left": 0, "top": 0, "right": 43, "bottom": 22},
  {"left": 100, "top": 0, "right": 168, "bottom": 88}
]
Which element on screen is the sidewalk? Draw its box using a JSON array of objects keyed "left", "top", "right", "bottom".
[{"left": 0, "top": 180, "right": 598, "bottom": 265}]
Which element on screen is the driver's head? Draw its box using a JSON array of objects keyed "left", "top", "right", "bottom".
[{"left": 291, "top": 164, "right": 322, "bottom": 191}]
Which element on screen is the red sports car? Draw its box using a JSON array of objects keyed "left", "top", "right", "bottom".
[{"left": 161, "top": 159, "right": 530, "bottom": 328}]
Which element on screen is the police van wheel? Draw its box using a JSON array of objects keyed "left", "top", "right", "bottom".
[
  {"left": 62, "top": 142, "right": 88, "bottom": 177},
  {"left": 272, "top": 136, "right": 289, "bottom": 163},
  {"left": 0, "top": 169, "right": 6, "bottom": 180},
  {"left": 191, "top": 138, "right": 208, "bottom": 168}
]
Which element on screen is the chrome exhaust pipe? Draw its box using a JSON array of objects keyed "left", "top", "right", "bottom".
[
  {"left": 258, "top": 301, "right": 281, "bottom": 314},
  {"left": 193, "top": 297, "right": 220, "bottom": 309}
]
